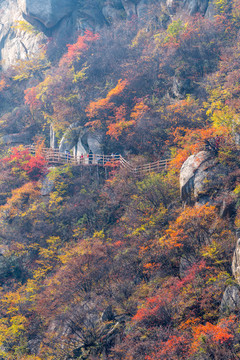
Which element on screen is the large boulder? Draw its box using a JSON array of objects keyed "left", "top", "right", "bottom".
[
  {"left": 77, "top": 0, "right": 107, "bottom": 31},
  {"left": 18, "top": 0, "right": 76, "bottom": 28},
  {"left": 137, "top": 0, "right": 153, "bottom": 22},
  {"left": 180, "top": 151, "right": 210, "bottom": 202},
  {"left": 121, "top": 0, "right": 137, "bottom": 19},
  {"left": 0, "top": 0, "right": 76, "bottom": 68},
  {"left": 180, "top": 151, "right": 229, "bottom": 204},
  {"left": 102, "top": 3, "right": 124, "bottom": 24},
  {"left": 193, "top": 159, "right": 228, "bottom": 199}
]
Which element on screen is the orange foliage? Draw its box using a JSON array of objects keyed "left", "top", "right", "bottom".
[
  {"left": 133, "top": 261, "right": 207, "bottom": 325},
  {"left": 159, "top": 228, "right": 186, "bottom": 249},
  {"left": 170, "top": 126, "right": 229, "bottom": 170},
  {"left": 0, "top": 78, "right": 8, "bottom": 92},
  {"left": 145, "top": 317, "right": 235, "bottom": 360},
  {"left": 132, "top": 293, "right": 172, "bottom": 324},
  {"left": 107, "top": 119, "right": 135, "bottom": 139},
  {"left": 106, "top": 101, "right": 148, "bottom": 139},
  {"left": 166, "top": 96, "right": 201, "bottom": 120},
  {"left": 159, "top": 205, "right": 217, "bottom": 251},
  {"left": 85, "top": 79, "right": 128, "bottom": 119},
  {"left": 130, "top": 99, "right": 149, "bottom": 121},
  {"left": 191, "top": 317, "right": 235, "bottom": 354}
]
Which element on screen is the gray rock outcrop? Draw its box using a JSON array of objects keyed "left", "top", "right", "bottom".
[
  {"left": 183, "top": 0, "right": 209, "bottom": 16},
  {"left": 102, "top": 3, "right": 124, "bottom": 24},
  {"left": 232, "top": 238, "right": 240, "bottom": 285},
  {"left": 179, "top": 254, "right": 196, "bottom": 278},
  {"left": 0, "top": 0, "right": 46, "bottom": 69},
  {"left": 180, "top": 150, "right": 229, "bottom": 204},
  {"left": 40, "top": 168, "right": 55, "bottom": 196},
  {"left": 59, "top": 123, "right": 103, "bottom": 157},
  {"left": 85, "top": 131, "right": 103, "bottom": 155},
  {"left": 0, "top": 131, "right": 32, "bottom": 145},
  {"left": 220, "top": 285, "right": 240, "bottom": 313},
  {"left": 50, "top": 124, "right": 57, "bottom": 149},
  {"left": 59, "top": 122, "right": 81, "bottom": 154},
  {"left": 122, "top": 0, "right": 137, "bottom": 19}
]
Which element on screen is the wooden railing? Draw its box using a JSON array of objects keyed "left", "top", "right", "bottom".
[
  {"left": 24, "top": 146, "right": 170, "bottom": 175},
  {"left": 119, "top": 156, "right": 170, "bottom": 175}
]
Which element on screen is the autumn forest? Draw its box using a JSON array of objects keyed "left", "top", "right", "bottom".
[{"left": 1, "top": 0, "right": 240, "bottom": 359}]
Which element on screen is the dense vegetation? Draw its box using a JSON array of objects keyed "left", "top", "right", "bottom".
[{"left": 1, "top": 0, "right": 240, "bottom": 359}]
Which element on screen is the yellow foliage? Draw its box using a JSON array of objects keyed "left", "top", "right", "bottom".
[
  {"left": 1, "top": 291, "right": 23, "bottom": 314},
  {"left": 0, "top": 182, "right": 40, "bottom": 218},
  {"left": 72, "top": 63, "right": 89, "bottom": 83},
  {"left": 235, "top": 207, "right": 240, "bottom": 228},
  {"left": 0, "top": 315, "right": 27, "bottom": 346},
  {"left": 12, "top": 20, "right": 40, "bottom": 35},
  {"left": 13, "top": 51, "right": 50, "bottom": 82},
  {"left": 201, "top": 240, "right": 227, "bottom": 266},
  {"left": 8, "top": 242, "right": 28, "bottom": 257}
]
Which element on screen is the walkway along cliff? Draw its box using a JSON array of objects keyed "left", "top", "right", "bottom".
[{"left": 24, "top": 145, "right": 171, "bottom": 176}]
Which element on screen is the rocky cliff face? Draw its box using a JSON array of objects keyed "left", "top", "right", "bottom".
[{"left": 0, "top": 0, "right": 213, "bottom": 69}]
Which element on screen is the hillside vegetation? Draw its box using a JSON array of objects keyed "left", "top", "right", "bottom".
[{"left": 1, "top": 1, "right": 240, "bottom": 359}]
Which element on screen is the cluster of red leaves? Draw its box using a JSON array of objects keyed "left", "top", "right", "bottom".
[
  {"left": 145, "top": 318, "right": 235, "bottom": 360},
  {"left": 145, "top": 334, "right": 190, "bottom": 360},
  {"left": 2, "top": 146, "right": 47, "bottom": 181},
  {"left": 59, "top": 30, "right": 100, "bottom": 67}
]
